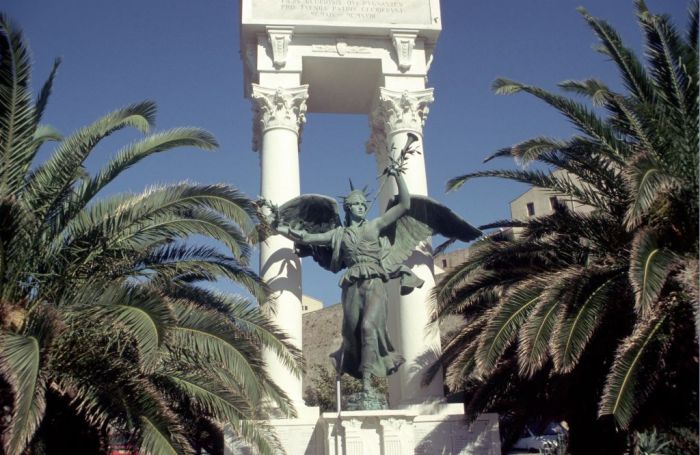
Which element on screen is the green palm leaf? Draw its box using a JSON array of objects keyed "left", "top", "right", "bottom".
[
  {"left": 516, "top": 269, "right": 578, "bottom": 377},
  {"left": 629, "top": 229, "right": 677, "bottom": 315},
  {"left": 0, "top": 332, "right": 46, "bottom": 455},
  {"left": 482, "top": 136, "right": 568, "bottom": 165},
  {"left": 0, "top": 14, "right": 36, "bottom": 196},
  {"left": 34, "top": 57, "right": 60, "bottom": 125},
  {"left": 636, "top": 0, "right": 691, "bottom": 117},
  {"left": 168, "top": 303, "right": 288, "bottom": 405},
  {"left": 689, "top": 0, "right": 698, "bottom": 51},
  {"left": 25, "top": 101, "right": 156, "bottom": 217},
  {"left": 598, "top": 307, "right": 670, "bottom": 428},
  {"left": 558, "top": 78, "right": 611, "bottom": 106},
  {"left": 68, "top": 127, "right": 218, "bottom": 217},
  {"left": 80, "top": 285, "right": 176, "bottom": 370},
  {"left": 111, "top": 209, "right": 250, "bottom": 262},
  {"left": 447, "top": 169, "right": 606, "bottom": 210},
  {"left": 139, "top": 416, "right": 184, "bottom": 455},
  {"left": 138, "top": 245, "right": 267, "bottom": 302},
  {"left": 50, "top": 184, "right": 257, "bottom": 266},
  {"left": 551, "top": 271, "right": 624, "bottom": 373},
  {"left": 134, "top": 386, "right": 192, "bottom": 455},
  {"left": 578, "top": 7, "right": 655, "bottom": 104},
  {"left": 160, "top": 284, "right": 299, "bottom": 375},
  {"left": 623, "top": 153, "right": 679, "bottom": 229},
  {"left": 475, "top": 283, "right": 541, "bottom": 376},
  {"left": 492, "top": 78, "right": 628, "bottom": 159},
  {"left": 165, "top": 372, "right": 280, "bottom": 455}
]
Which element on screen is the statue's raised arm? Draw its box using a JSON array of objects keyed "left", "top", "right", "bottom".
[{"left": 372, "top": 163, "right": 410, "bottom": 232}]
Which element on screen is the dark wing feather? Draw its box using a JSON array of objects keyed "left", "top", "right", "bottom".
[
  {"left": 278, "top": 194, "right": 341, "bottom": 233},
  {"left": 277, "top": 194, "right": 341, "bottom": 271},
  {"left": 382, "top": 195, "right": 482, "bottom": 268}
]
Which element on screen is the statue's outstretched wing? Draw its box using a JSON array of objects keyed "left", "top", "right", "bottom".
[
  {"left": 382, "top": 195, "right": 482, "bottom": 268},
  {"left": 277, "top": 194, "right": 342, "bottom": 271}
]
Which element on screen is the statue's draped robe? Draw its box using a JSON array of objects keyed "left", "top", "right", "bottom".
[{"left": 329, "top": 223, "right": 424, "bottom": 379}]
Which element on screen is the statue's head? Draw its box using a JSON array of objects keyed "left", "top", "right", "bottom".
[{"left": 342, "top": 189, "right": 368, "bottom": 225}]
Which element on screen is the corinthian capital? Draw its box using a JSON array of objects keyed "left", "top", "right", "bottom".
[
  {"left": 373, "top": 88, "right": 434, "bottom": 136},
  {"left": 366, "top": 88, "right": 434, "bottom": 155},
  {"left": 251, "top": 84, "right": 309, "bottom": 152}
]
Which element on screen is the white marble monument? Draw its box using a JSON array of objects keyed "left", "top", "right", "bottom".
[{"left": 227, "top": 1, "right": 501, "bottom": 453}]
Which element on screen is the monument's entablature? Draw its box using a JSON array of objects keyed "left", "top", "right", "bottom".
[{"left": 241, "top": 0, "right": 441, "bottom": 114}]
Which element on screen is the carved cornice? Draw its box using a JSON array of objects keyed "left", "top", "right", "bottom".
[
  {"left": 266, "top": 26, "right": 294, "bottom": 69},
  {"left": 391, "top": 30, "right": 418, "bottom": 72},
  {"left": 379, "top": 417, "right": 411, "bottom": 432},
  {"left": 367, "top": 88, "right": 434, "bottom": 154},
  {"left": 250, "top": 84, "right": 309, "bottom": 152}
]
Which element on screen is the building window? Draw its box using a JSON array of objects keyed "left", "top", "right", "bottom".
[
  {"left": 549, "top": 196, "right": 558, "bottom": 209},
  {"left": 526, "top": 202, "right": 535, "bottom": 217},
  {"left": 442, "top": 259, "right": 447, "bottom": 268}
]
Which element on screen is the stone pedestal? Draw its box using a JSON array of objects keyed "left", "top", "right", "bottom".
[
  {"left": 320, "top": 408, "right": 500, "bottom": 455},
  {"left": 224, "top": 409, "right": 501, "bottom": 455}
]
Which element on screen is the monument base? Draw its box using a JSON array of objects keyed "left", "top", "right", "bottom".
[{"left": 224, "top": 406, "right": 500, "bottom": 455}]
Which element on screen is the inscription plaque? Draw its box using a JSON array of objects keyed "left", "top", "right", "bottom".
[{"left": 247, "top": 0, "right": 435, "bottom": 26}]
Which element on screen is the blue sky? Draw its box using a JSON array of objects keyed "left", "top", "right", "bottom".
[{"left": 4, "top": 0, "right": 690, "bottom": 305}]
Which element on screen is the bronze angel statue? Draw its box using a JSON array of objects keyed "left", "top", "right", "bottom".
[{"left": 268, "top": 135, "right": 481, "bottom": 408}]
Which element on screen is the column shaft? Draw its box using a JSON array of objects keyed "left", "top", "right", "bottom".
[
  {"left": 369, "top": 87, "right": 444, "bottom": 406},
  {"left": 252, "top": 84, "right": 309, "bottom": 409}
]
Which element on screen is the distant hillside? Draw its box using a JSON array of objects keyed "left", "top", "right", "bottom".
[{"left": 301, "top": 303, "right": 464, "bottom": 393}]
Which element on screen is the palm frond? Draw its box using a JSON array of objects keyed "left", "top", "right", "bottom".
[
  {"left": 492, "top": 78, "right": 628, "bottom": 159},
  {"left": 167, "top": 303, "right": 290, "bottom": 406},
  {"left": 689, "top": 0, "right": 698, "bottom": 52},
  {"left": 78, "top": 285, "right": 176, "bottom": 371},
  {"left": 447, "top": 169, "right": 606, "bottom": 210},
  {"left": 0, "top": 14, "right": 37, "bottom": 197},
  {"left": 475, "top": 282, "right": 541, "bottom": 377},
  {"left": 434, "top": 316, "right": 486, "bottom": 389},
  {"left": 577, "top": 7, "right": 655, "bottom": 104},
  {"left": 558, "top": 78, "right": 611, "bottom": 106},
  {"left": 482, "top": 137, "right": 567, "bottom": 164},
  {"left": 629, "top": 228, "right": 677, "bottom": 315},
  {"left": 164, "top": 372, "right": 280, "bottom": 455},
  {"left": 598, "top": 306, "right": 671, "bottom": 429},
  {"left": 163, "top": 284, "right": 299, "bottom": 374},
  {"left": 34, "top": 58, "right": 60, "bottom": 125},
  {"left": 551, "top": 272, "right": 625, "bottom": 373},
  {"left": 623, "top": 153, "right": 678, "bottom": 230},
  {"left": 68, "top": 128, "right": 218, "bottom": 218},
  {"left": 516, "top": 269, "right": 583, "bottom": 377},
  {"left": 139, "top": 245, "right": 268, "bottom": 302},
  {"left": 111, "top": 209, "right": 251, "bottom": 263},
  {"left": 25, "top": 101, "right": 156, "bottom": 217},
  {"left": 0, "top": 331, "right": 46, "bottom": 455},
  {"left": 54, "top": 184, "right": 257, "bottom": 260},
  {"left": 636, "top": 0, "right": 691, "bottom": 118},
  {"left": 134, "top": 383, "right": 192, "bottom": 455},
  {"left": 606, "top": 94, "right": 658, "bottom": 159}
]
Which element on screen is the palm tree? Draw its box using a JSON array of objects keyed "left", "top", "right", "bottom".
[
  {"left": 0, "top": 14, "right": 301, "bottom": 455},
  {"left": 430, "top": 2, "right": 698, "bottom": 453}
]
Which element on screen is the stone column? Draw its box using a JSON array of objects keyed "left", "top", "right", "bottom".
[
  {"left": 368, "top": 87, "right": 444, "bottom": 407},
  {"left": 251, "top": 84, "right": 309, "bottom": 410}
]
